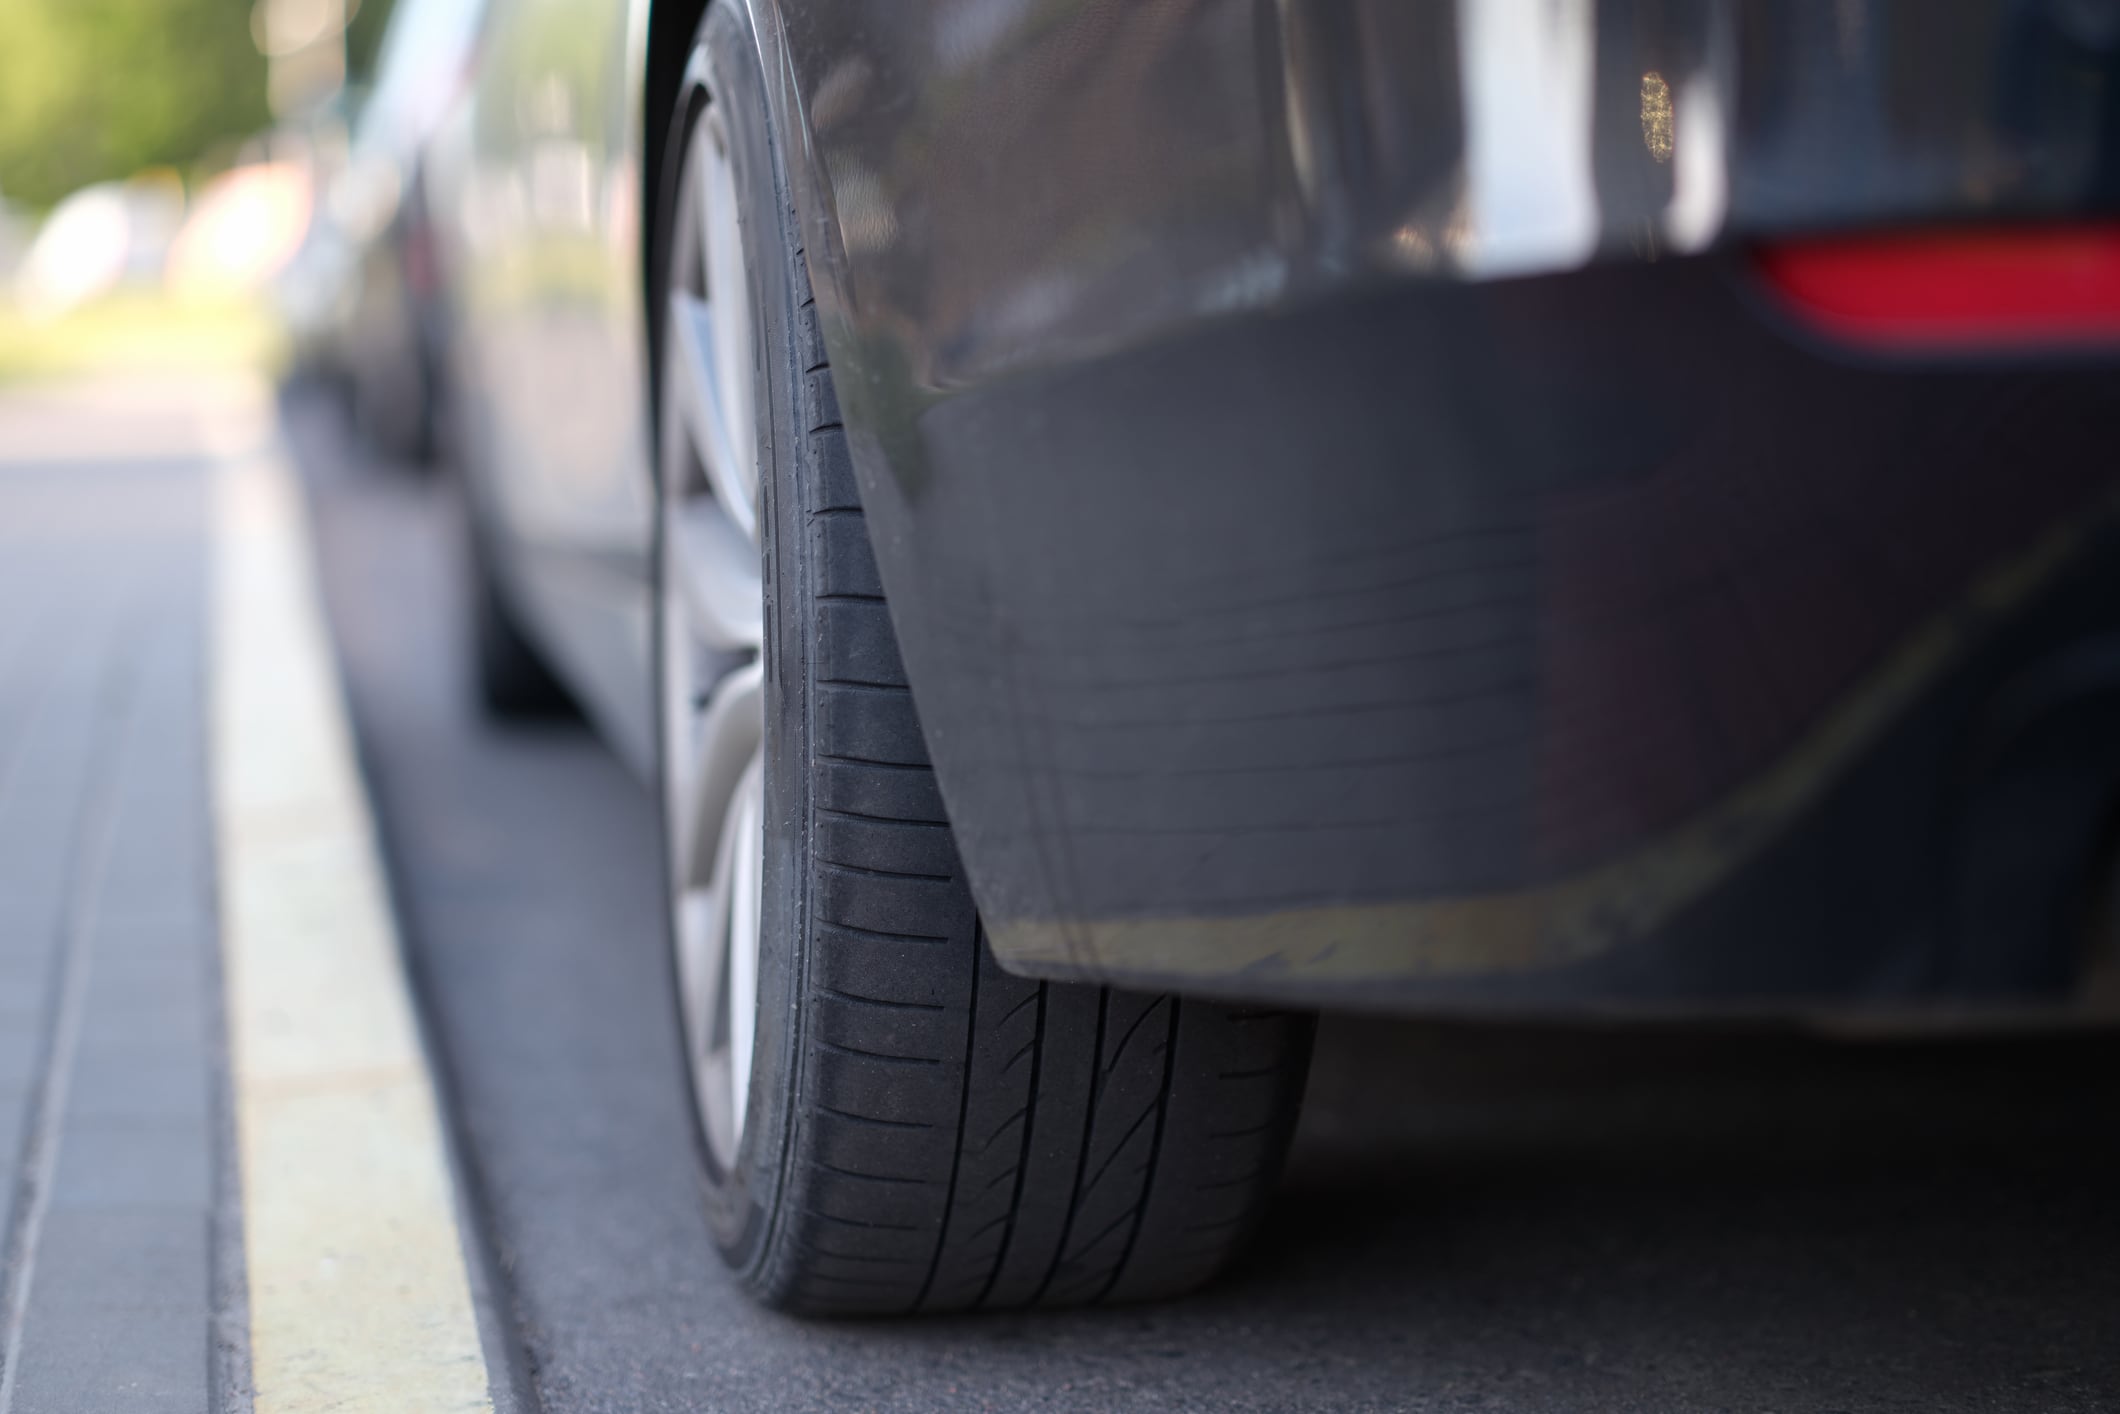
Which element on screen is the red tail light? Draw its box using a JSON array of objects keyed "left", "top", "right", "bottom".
[{"left": 1756, "top": 226, "right": 2120, "bottom": 351}]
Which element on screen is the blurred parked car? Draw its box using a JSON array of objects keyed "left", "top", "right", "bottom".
[
  {"left": 327, "top": 0, "right": 488, "bottom": 462},
  {"left": 436, "top": 0, "right": 2120, "bottom": 1317}
]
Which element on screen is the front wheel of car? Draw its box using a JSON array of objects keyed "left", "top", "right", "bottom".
[{"left": 653, "top": 4, "right": 1314, "bottom": 1316}]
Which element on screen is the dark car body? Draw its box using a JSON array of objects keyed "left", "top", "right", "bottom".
[{"left": 444, "top": 0, "right": 2120, "bottom": 1015}]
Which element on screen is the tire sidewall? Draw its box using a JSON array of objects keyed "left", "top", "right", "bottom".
[{"left": 650, "top": 2, "right": 811, "bottom": 1280}]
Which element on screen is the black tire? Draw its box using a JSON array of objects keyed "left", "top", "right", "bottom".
[
  {"left": 662, "top": 4, "right": 1314, "bottom": 1317},
  {"left": 467, "top": 514, "right": 574, "bottom": 720}
]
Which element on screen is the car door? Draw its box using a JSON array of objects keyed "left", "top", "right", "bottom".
[{"left": 450, "top": 0, "right": 658, "bottom": 770}]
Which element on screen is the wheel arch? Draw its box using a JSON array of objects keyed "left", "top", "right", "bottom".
[{"left": 642, "top": 1, "right": 850, "bottom": 396}]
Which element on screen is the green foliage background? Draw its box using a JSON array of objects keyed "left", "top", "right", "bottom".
[{"left": 0, "top": 0, "right": 398, "bottom": 211}]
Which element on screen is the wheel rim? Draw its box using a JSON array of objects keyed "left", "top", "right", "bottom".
[{"left": 660, "top": 101, "right": 764, "bottom": 1172}]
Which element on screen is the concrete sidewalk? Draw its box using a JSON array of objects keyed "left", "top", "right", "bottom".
[{"left": 0, "top": 378, "right": 235, "bottom": 1411}]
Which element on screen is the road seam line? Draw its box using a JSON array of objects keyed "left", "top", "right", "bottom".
[
  {"left": 208, "top": 389, "right": 493, "bottom": 1414},
  {"left": 0, "top": 604, "right": 137, "bottom": 1413}
]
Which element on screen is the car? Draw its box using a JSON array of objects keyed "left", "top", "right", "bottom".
[
  {"left": 432, "top": 0, "right": 2120, "bottom": 1315},
  {"left": 328, "top": 0, "right": 489, "bottom": 462}
]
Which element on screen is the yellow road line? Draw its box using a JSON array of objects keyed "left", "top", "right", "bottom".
[{"left": 208, "top": 383, "right": 493, "bottom": 1414}]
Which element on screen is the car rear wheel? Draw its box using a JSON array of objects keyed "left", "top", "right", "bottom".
[{"left": 654, "top": 3, "right": 1314, "bottom": 1316}]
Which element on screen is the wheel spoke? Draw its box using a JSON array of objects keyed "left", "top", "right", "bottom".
[
  {"left": 671, "top": 499, "right": 762, "bottom": 651},
  {"left": 698, "top": 119, "right": 756, "bottom": 516},
  {"left": 674, "top": 891, "right": 725, "bottom": 1074},
  {"left": 668, "top": 289, "right": 756, "bottom": 543},
  {"left": 725, "top": 755, "right": 764, "bottom": 1140},
  {"left": 673, "top": 657, "right": 762, "bottom": 894}
]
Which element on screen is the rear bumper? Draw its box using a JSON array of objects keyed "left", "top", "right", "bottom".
[{"left": 876, "top": 257, "right": 2120, "bottom": 1011}]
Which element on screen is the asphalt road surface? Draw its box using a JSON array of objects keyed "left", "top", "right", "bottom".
[{"left": 285, "top": 384, "right": 2120, "bottom": 1413}]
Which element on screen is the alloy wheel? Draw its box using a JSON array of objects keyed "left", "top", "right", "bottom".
[{"left": 658, "top": 99, "right": 764, "bottom": 1172}]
